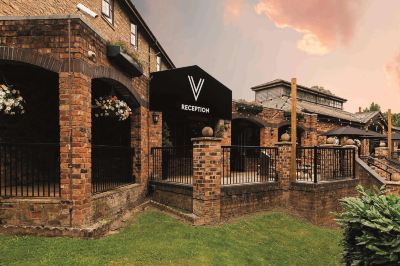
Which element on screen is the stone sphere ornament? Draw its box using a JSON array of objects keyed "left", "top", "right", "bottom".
[
  {"left": 379, "top": 141, "right": 386, "bottom": 147},
  {"left": 281, "top": 132, "right": 290, "bottom": 142},
  {"left": 346, "top": 139, "right": 355, "bottom": 145},
  {"left": 202, "top": 127, "right": 214, "bottom": 137}
]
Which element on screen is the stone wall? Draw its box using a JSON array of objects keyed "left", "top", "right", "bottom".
[
  {"left": 92, "top": 183, "right": 146, "bottom": 223},
  {"left": 220, "top": 183, "right": 282, "bottom": 219},
  {"left": 150, "top": 181, "right": 193, "bottom": 212}
]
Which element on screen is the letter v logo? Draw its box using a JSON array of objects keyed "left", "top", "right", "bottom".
[{"left": 188, "top": 75, "right": 205, "bottom": 102}]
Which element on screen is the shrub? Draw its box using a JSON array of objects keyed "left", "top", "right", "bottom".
[{"left": 336, "top": 185, "right": 400, "bottom": 265}]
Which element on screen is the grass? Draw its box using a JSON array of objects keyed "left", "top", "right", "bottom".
[{"left": 0, "top": 209, "right": 342, "bottom": 266}]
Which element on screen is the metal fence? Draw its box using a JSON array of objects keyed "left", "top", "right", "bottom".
[
  {"left": 92, "top": 145, "right": 134, "bottom": 194},
  {"left": 222, "top": 146, "right": 278, "bottom": 185},
  {"left": 296, "top": 146, "right": 356, "bottom": 183},
  {"left": 150, "top": 146, "right": 193, "bottom": 184},
  {"left": 0, "top": 142, "right": 60, "bottom": 197}
]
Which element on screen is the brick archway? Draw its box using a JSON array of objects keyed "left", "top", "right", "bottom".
[{"left": 0, "top": 46, "right": 63, "bottom": 73}]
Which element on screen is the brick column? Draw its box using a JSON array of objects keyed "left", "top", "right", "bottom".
[
  {"left": 275, "top": 142, "right": 293, "bottom": 190},
  {"left": 192, "top": 137, "right": 222, "bottom": 225},
  {"left": 59, "top": 72, "right": 92, "bottom": 227}
]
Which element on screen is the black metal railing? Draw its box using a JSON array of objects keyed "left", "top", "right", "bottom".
[
  {"left": 222, "top": 146, "right": 278, "bottom": 185},
  {"left": 296, "top": 146, "right": 356, "bottom": 183},
  {"left": 150, "top": 146, "right": 193, "bottom": 184},
  {"left": 0, "top": 142, "right": 60, "bottom": 197},
  {"left": 92, "top": 145, "right": 134, "bottom": 194}
]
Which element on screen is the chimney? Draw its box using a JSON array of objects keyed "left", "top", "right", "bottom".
[{"left": 358, "top": 106, "right": 362, "bottom": 113}]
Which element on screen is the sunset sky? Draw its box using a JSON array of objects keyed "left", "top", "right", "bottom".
[{"left": 135, "top": 0, "right": 400, "bottom": 113}]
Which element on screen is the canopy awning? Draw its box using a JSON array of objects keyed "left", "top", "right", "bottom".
[
  {"left": 322, "top": 126, "right": 381, "bottom": 138},
  {"left": 150, "top": 65, "right": 232, "bottom": 120}
]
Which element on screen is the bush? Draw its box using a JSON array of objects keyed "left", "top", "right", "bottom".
[{"left": 336, "top": 185, "right": 400, "bottom": 265}]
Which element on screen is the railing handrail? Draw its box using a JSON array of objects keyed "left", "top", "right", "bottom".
[
  {"left": 222, "top": 145, "right": 278, "bottom": 149},
  {"left": 297, "top": 146, "right": 356, "bottom": 150},
  {"left": 367, "top": 156, "right": 400, "bottom": 173}
]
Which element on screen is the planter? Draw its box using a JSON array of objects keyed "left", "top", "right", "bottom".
[{"left": 107, "top": 45, "right": 143, "bottom": 77}]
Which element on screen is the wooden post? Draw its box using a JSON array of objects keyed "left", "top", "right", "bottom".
[
  {"left": 290, "top": 78, "right": 297, "bottom": 179},
  {"left": 388, "top": 109, "right": 392, "bottom": 159}
]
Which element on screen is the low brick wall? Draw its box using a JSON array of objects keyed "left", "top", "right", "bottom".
[
  {"left": 221, "top": 182, "right": 282, "bottom": 219},
  {"left": 149, "top": 181, "right": 193, "bottom": 212},
  {"left": 289, "top": 179, "right": 359, "bottom": 226},
  {"left": 0, "top": 198, "right": 70, "bottom": 227},
  {"left": 91, "top": 183, "right": 146, "bottom": 223}
]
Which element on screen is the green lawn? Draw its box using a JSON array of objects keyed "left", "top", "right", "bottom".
[{"left": 0, "top": 209, "right": 342, "bottom": 266}]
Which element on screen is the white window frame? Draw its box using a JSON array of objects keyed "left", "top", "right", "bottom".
[
  {"left": 102, "top": 0, "right": 113, "bottom": 24},
  {"left": 156, "top": 56, "right": 161, "bottom": 71},
  {"left": 131, "top": 23, "right": 137, "bottom": 49}
]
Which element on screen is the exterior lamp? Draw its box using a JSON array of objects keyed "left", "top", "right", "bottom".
[{"left": 152, "top": 112, "right": 160, "bottom": 124}]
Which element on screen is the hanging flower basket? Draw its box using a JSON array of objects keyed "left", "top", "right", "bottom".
[
  {"left": 93, "top": 95, "right": 132, "bottom": 121},
  {"left": 0, "top": 84, "right": 25, "bottom": 115}
]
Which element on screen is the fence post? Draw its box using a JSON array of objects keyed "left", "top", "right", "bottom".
[
  {"left": 192, "top": 137, "right": 222, "bottom": 225},
  {"left": 313, "top": 147, "right": 318, "bottom": 183}
]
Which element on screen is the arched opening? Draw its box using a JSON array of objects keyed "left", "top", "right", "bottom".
[
  {"left": 91, "top": 78, "right": 138, "bottom": 194},
  {"left": 230, "top": 118, "right": 263, "bottom": 172},
  {"left": 0, "top": 61, "right": 60, "bottom": 197},
  {"left": 231, "top": 118, "right": 262, "bottom": 147}
]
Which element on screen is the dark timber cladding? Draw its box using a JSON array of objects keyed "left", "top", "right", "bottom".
[{"left": 150, "top": 65, "right": 232, "bottom": 120}]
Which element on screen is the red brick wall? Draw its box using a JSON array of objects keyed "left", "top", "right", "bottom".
[
  {"left": 289, "top": 180, "right": 359, "bottom": 226},
  {"left": 150, "top": 182, "right": 193, "bottom": 212},
  {"left": 221, "top": 183, "right": 282, "bottom": 219},
  {"left": 0, "top": 0, "right": 170, "bottom": 76}
]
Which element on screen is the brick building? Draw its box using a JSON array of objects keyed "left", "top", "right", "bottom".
[
  {"left": 229, "top": 79, "right": 389, "bottom": 157},
  {"left": 0, "top": 1, "right": 398, "bottom": 236},
  {"left": 0, "top": 0, "right": 178, "bottom": 233}
]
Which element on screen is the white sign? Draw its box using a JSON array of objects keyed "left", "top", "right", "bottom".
[{"left": 188, "top": 75, "right": 205, "bottom": 102}]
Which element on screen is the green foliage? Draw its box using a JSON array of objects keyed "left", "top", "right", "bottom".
[
  {"left": 363, "top": 102, "right": 381, "bottom": 112},
  {"left": 108, "top": 40, "right": 144, "bottom": 69},
  {"left": 336, "top": 185, "right": 400, "bottom": 265},
  {"left": 0, "top": 210, "right": 342, "bottom": 265},
  {"left": 384, "top": 112, "right": 400, "bottom": 127},
  {"left": 215, "top": 124, "right": 225, "bottom": 138}
]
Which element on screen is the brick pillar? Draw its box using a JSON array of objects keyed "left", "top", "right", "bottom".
[
  {"left": 275, "top": 142, "right": 293, "bottom": 190},
  {"left": 131, "top": 106, "right": 152, "bottom": 184},
  {"left": 275, "top": 142, "right": 292, "bottom": 207},
  {"left": 192, "top": 137, "right": 222, "bottom": 225},
  {"left": 59, "top": 72, "right": 92, "bottom": 227},
  {"left": 260, "top": 127, "right": 269, "bottom": 146}
]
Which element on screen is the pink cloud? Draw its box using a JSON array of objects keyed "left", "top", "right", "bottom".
[
  {"left": 385, "top": 53, "right": 400, "bottom": 90},
  {"left": 254, "top": 0, "right": 364, "bottom": 55},
  {"left": 223, "top": 0, "right": 245, "bottom": 23}
]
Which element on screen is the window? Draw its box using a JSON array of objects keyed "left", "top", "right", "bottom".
[
  {"left": 156, "top": 56, "right": 161, "bottom": 71},
  {"left": 130, "top": 23, "right": 137, "bottom": 48},
  {"left": 102, "top": 0, "right": 113, "bottom": 24}
]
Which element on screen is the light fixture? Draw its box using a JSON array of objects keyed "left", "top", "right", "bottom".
[
  {"left": 77, "top": 3, "right": 98, "bottom": 18},
  {"left": 152, "top": 112, "right": 160, "bottom": 124}
]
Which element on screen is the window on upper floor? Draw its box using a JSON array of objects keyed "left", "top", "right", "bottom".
[
  {"left": 156, "top": 56, "right": 161, "bottom": 71},
  {"left": 102, "top": 0, "right": 114, "bottom": 25},
  {"left": 130, "top": 23, "right": 137, "bottom": 49}
]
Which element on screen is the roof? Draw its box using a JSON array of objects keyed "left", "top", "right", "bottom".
[
  {"left": 323, "top": 126, "right": 383, "bottom": 137},
  {"left": 353, "top": 111, "right": 380, "bottom": 123},
  {"left": 124, "top": 0, "right": 175, "bottom": 69},
  {"left": 260, "top": 96, "right": 362, "bottom": 123},
  {"left": 251, "top": 79, "right": 347, "bottom": 103}
]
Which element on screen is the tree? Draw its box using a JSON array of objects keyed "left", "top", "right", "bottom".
[{"left": 363, "top": 102, "right": 381, "bottom": 112}]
